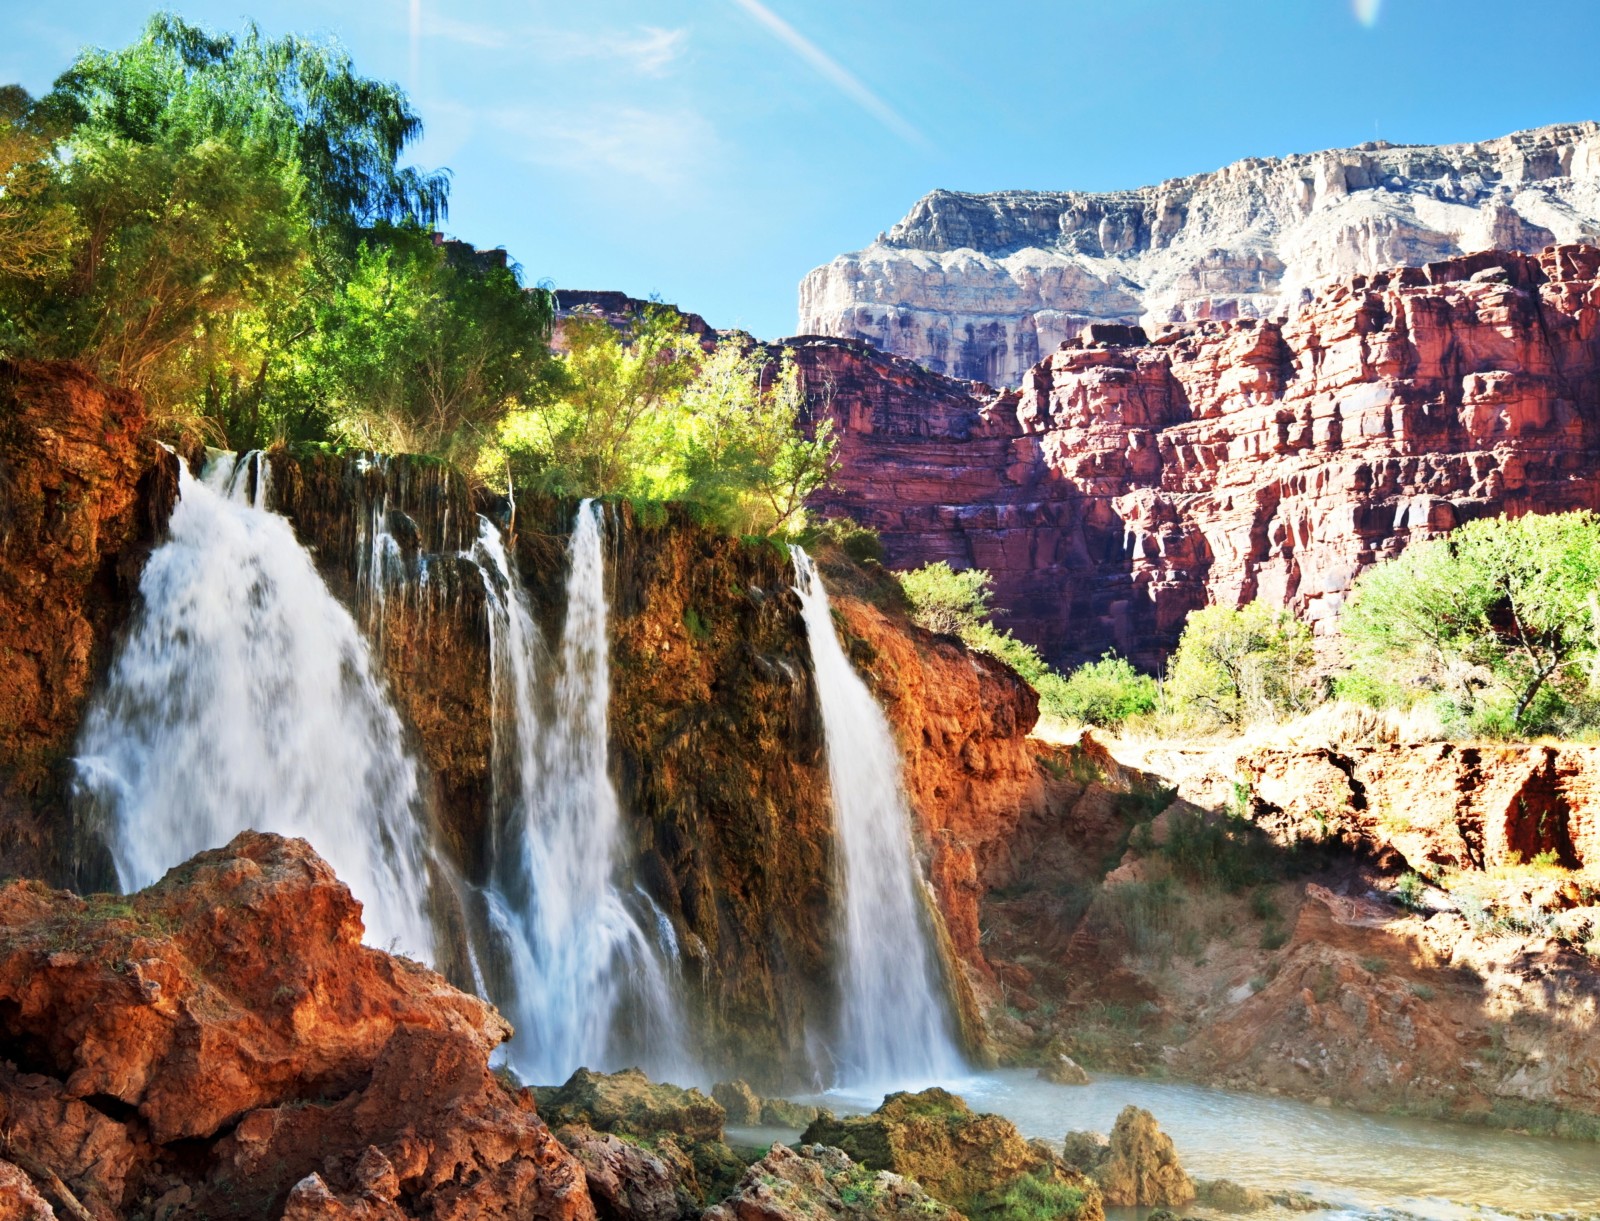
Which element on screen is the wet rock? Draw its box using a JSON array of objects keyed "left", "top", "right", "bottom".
[
  {"left": 1060, "top": 1130, "right": 1109, "bottom": 1174},
  {"left": 536, "top": 1070, "right": 726, "bottom": 1147},
  {"left": 1091, "top": 1106, "right": 1194, "bottom": 1208},
  {"left": 802, "top": 1088, "right": 1102, "bottom": 1219},
  {"left": 1039, "top": 1053, "right": 1091, "bottom": 1085},
  {"left": 711, "top": 1081, "right": 761, "bottom": 1126},
  {"left": 538, "top": 1069, "right": 745, "bottom": 1205},
  {"left": 703, "top": 1144, "right": 961, "bottom": 1221},
  {"left": 760, "top": 1098, "right": 821, "bottom": 1129},
  {"left": 0, "top": 832, "right": 597, "bottom": 1221},
  {"left": 1196, "top": 1177, "right": 1272, "bottom": 1212},
  {"left": 556, "top": 1125, "right": 697, "bottom": 1221}
]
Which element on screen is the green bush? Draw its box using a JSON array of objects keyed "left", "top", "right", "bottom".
[
  {"left": 1341, "top": 511, "right": 1600, "bottom": 735},
  {"left": 1166, "top": 600, "right": 1315, "bottom": 729},
  {"left": 1054, "top": 653, "right": 1158, "bottom": 728}
]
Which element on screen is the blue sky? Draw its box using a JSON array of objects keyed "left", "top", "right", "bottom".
[{"left": 5, "top": 1, "right": 1599, "bottom": 339}]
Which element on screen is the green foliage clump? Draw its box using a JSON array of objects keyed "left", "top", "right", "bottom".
[
  {"left": 492, "top": 307, "right": 835, "bottom": 536},
  {"left": 291, "top": 227, "right": 553, "bottom": 460},
  {"left": 984, "top": 1173, "right": 1091, "bottom": 1221},
  {"left": 0, "top": 14, "right": 458, "bottom": 440},
  {"left": 897, "top": 561, "right": 1096, "bottom": 721},
  {"left": 1341, "top": 510, "right": 1600, "bottom": 735},
  {"left": 1053, "top": 653, "right": 1159, "bottom": 729},
  {"left": 1165, "top": 600, "right": 1315, "bottom": 729}
]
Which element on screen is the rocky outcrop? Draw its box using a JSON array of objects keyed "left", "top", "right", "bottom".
[
  {"left": 0, "top": 831, "right": 596, "bottom": 1221},
  {"left": 703, "top": 1144, "right": 961, "bottom": 1221},
  {"left": 1063, "top": 1106, "right": 1194, "bottom": 1208},
  {"left": 1231, "top": 740, "right": 1600, "bottom": 874},
  {"left": 0, "top": 360, "right": 170, "bottom": 883},
  {"left": 801, "top": 1089, "right": 1103, "bottom": 1220},
  {"left": 803, "top": 244, "right": 1600, "bottom": 668},
  {"left": 800, "top": 123, "right": 1600, "bottom": 387}
]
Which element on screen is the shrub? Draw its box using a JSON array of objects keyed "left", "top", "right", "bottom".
[
  {"left": 1341, "top": 511, "right": 1600, "bottom": 735},
  {"left": 1166, "top": 600, "right": 1316, "bottom": 729},
  {"left": 1054, "top": 653, "right": 1158, "bottom": 728},
  {"left": 987, "top": 1174, "right": 1091, "bottom": 1221}
]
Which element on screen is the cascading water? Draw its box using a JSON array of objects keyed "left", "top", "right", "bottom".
[
  {"left": 73, "top": 452, "right": 437, "bottom": 960},
  {"left": 470, "top": 502, "right": 685, "bottom": 1083},
  {"left": 791, "top": 547, "right": 965, "bottom": 1089}
]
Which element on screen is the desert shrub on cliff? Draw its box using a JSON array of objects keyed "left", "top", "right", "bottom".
[
  {"left": 1165, "top": 601, "right": 1316, "bottom": 729},
  {"left": 897, "top": 561, "right": 1083, "bottom": 719},
  {"left": 1341, "top": 510, "right": 1600, "bottom": 735},
  {"left": 493, "top": 308, "right": 835, "bottom": 535}
]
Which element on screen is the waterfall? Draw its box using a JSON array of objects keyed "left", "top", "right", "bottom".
[
  {"left": 73, "top": 452, "right": 437, "bottom": 960},
  {"left": 470, "top": 502, "right": 685, "bottom": 1083},
  {"left": 790, "top": 547, "right": 965, "bottom": 1089}
]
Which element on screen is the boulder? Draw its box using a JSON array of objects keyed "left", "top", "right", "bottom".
[
  {"left": 538, "top": 1069, "right": 745, "bottom": 1205},
  {"left": 1038, "top": 1053, "right": 1091, "bottom": 1085},
  {"left": 0, "top": 832, "right": 596, "bottom": 1221},
  {"left": 802, "top": 1088, "right": 1102, "bottom": 1219},
  {"left": 711, "top": 1081, "right": 761, "bottom": 1126},
  {"left": 760, "top": 1098, "right": 821, "bottom": 1129},
  {"left": 556, "top": 1125, "right": 698, "bottom": 1221},
  {"left": 1090, "top": 1106, "right": 1194, "bottom": 1207},
  {"left": 702, "top": 1144, "right": 961, "bottom": 1221},
  {"left": 537, "top": 1070, "right": 725, "bottom": 1145},
  {"left": 1196, "top": 1178, "right": 1272, "bottom": 1212}
]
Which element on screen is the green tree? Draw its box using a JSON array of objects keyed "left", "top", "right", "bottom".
[
  {"left": 1342, "top": 511, "right": 1600, "bottom": 731},
  {"left": 897, "top": 561, "right": 995, "bottom": 637},
  {"left": 1166, "top": 600, "right": 1315, "bottom": 728},
  {"left": 291, "top": 229, "right": 554, "bottom": 460},
  {"left": 897, "top": 561, "right": 1084, "bottom": 720},
  {"left": 677, "top": 341, "right": 836, "bottom": 534},
  {"left": 0, "top": 88, "right": 76, "bottom": 285},
  {"left": 496, "top": 306, "right": 702, "bottom": 499},
  {"left": 2, "top": 14, "right": 451, "bottom": 435}
]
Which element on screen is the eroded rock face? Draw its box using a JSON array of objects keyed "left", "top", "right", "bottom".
[
  {"left": 0, "top": 360, "right": 170, "bottom": 883},
  {"left": 804, "top": 245, "right": 1600, "bottom": 668},
  {"left": 801, "top": 1088, "right": 1103, "bottom": 1220},
  {"left": 800, "top": 123, "right": 1600, "bottom": 387},
  {"left": 0, "top": 832, "right": 596, "bottom": 1221},
  {"left": 703, "top": 1144, "right": 962, "bottom": 1221}
]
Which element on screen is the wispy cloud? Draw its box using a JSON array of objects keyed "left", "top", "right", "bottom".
[
  {"left": 1352, "top": 0, "right": 1382, "bottom": 27},
  {"left": 491, "top": 103, "right": 718, "bottom": 194},
  {"left": 418, "top": 8, "right": 688, "bottom": 78},
  {"left": 727, "top": 0, "right": 931, "bottom": 151}
]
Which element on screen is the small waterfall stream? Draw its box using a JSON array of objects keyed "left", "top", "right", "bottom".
[
  {"left": 791, "top": 548, "right": 965, "bottom": 1089},
  {"left": 472, "top": 502, "right": 685, "bottom": 1082},
  {"left": 73, "top": 452, "right": 437, "bottom": 960}
]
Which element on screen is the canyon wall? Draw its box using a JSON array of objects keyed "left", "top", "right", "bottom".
[
  {"left": 800, "top": 122, "right": 1600, "bottom": 387},
  {"left": 801, "top": 244, "right": 1600, "bottom": 669},
  {"left": 0, "top": 363, "right": 1048, "bottom": 1087}
]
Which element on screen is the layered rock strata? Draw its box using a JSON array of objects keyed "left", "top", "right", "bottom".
[
  {"left": 801, "top": 123, "right": 1600, "bottom": 386},
  {"left": 801, "top": 244, "right": 1600, "bottom": 668}
]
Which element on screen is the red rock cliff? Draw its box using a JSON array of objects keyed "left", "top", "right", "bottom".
[{"left": 802, "top": 244, "right": 1600, "bottom": 668}]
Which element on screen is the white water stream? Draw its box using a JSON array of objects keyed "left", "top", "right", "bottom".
[
  {"left": 74, "top": 452, "right": 437, "bottom": 959},
  {"left": 790, "top": 548, "right": 965, "bottom": 1090},
  {"left": 472, "top": 502, "right": 685, "bottom": 1082}
]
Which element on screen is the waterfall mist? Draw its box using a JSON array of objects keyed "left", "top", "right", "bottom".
[
  {"left": 73, "top": 452, "right": 437, "bottom": 960},
  {"left": 791, "top": 547, "right": 965, "bottom": 1090},
  {"left": 471, "top": 502, "right": 686, "bottom": 1083}
]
